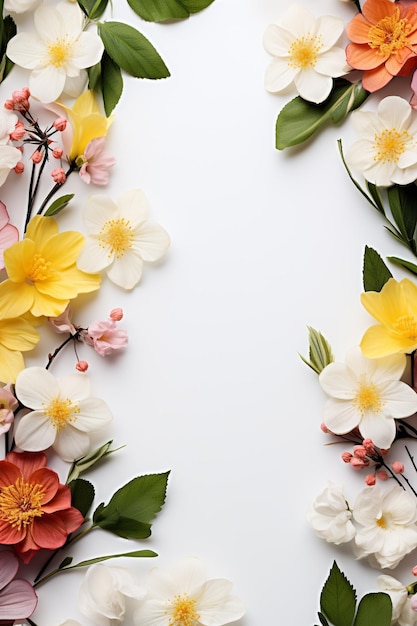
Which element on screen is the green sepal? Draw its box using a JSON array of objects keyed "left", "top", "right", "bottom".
[
  {"left": 320, "top": 561, "right": 356, "bottom": 626},
  {"left": 93, "top": 471, "right": 170, "bottom": 539},
  {"left": 363, "top": 246, "right": 392, "bottom": 292},
  {"left": 299, "top": 326, "right": 334, "bottom": 375},
  {"left": 77, "top": 0, "right": 109, "bottom": 19},
  {"left": 353, "top": 593, "right": 392, "bottom": 626},
  {"left": 43, "top": 194, "right": 74, "bottom": 217},
  {"left": 66, "top": 440, "right": 121, "bottom": 483},
  {"left": 387, "top": 256, "right": 417, "bottom": 277},
  {"left": 127, "top": 0, "right": 215, "bottom": 22},
  {"left": 69, "top": 478, "right": 95, "bottom": 518},
  {"left": 100, "top": 51, "right": 123, "bottom": 116},
  {"left": 98, "top": 21, "right": 170, "bottom": 79},
  {"left": 276, "top": 80, "right": 369, "bottom": 149}
]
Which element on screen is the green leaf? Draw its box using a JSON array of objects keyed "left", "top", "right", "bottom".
[
  {"left": 1, "top": 15, "right": 16, "bottom": 83},
  {"left": 88, "top": 62, "right": 102, "bottom": 92},
  {"left": 365, "top": 182, "right": 385, "bottom": 214},
  {"left": 44, "top": 194, "right": 74, "bottom": 217},
  {"left": 353, "top": 593, "right": 392, "bottom": 626},
  {"left": 337, "top": 140, "right": 382, "bottom": 214},
  {"left": 276, "top": 80, "right": 369, "bottom": 149},
  {"left": 77, "top": 0, "right": 109, "bottom": 19},
  {"left": 69, "top": 478, "right": 95, "bottom": 518},
  {"left": 93, "top": 471, "right": 170, "bottom": 539},
  {"left": 387, "top": 255, "right": 417, "bottom": 277},
  {"left": 58, "top": 556, "right": 73, "bottom": 569},
  {"left": 66, "top": 440, "right": 122, "bottom": 483},
  {"left": 317, "top": 613, "right": 330, "bottom": 626},
  {"left": 320, "top": 562, "right": 356, "bottom": 626},
  {"left": 127, "top": 0, "right": 214, "bottom": 21},
  {"left": 100, "top": 51, "right": 123, "bottom": 116},
  {"left": 299, "top": 326, "right": 334, "bottom": 375},
  {"left": 386, "top": 184, "right": 417, "bottom": 254},
  {"left": 363, "top": 246, "right": 392, "bottom": 292},
  {"left": 69, "top": 550, "right": 157, "bottom": 569},
  {"left": 98, "top": 22, "right": 170, "bottom": 79}
]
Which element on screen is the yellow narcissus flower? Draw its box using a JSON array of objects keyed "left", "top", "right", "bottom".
[
  {"left": 0, "top": 215, "right": 101, "bottom": 319},
  {"left": 360, "top": 278, "right": 417, "bottom": 357},
  {"left": 0, "top": 315, "right": 39, "bottom": 383}
]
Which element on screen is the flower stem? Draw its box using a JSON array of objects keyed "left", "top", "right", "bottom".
[
  {"left": 36, "top": 163, "right": 76, "bottom": 216},
  {"left": 46, "top": 330, "right": 82, "bottom": 370}
]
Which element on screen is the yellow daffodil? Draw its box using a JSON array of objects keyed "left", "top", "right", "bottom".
[
  {"left": 0, "top": 315, "right": 39, "bottom": 383},
  {"left": 0, "top": 215, "right": 101, "bottom": 319},
  {"left": 360, "top": 278, "right": 417, "bottom": 357}
]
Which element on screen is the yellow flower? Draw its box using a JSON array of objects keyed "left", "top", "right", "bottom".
[
  {"left": 360, "top": 278, "right": 417, "bottom": 357},
  {"left": 0, "top": 215, "right": 101, "bottom": 319},
  {"left": 0, "top": 315, "right": 39, "bottom": 383},
  {"left": 60, "top": 90, "right": 113, "bottom": 161}
]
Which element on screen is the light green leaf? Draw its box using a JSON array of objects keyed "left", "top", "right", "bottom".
[
  {"left": 69, "top": 550, "right": 157, "bottom": 569},
  {"left": 299, "top": 326, "right": 334, "bottom": 375},
  {"left": 320, "top": 562, "right": 356, "bottom": 626},
  {"left": 44, "top": 194, "right": 74, "bottom": 217},
  {"left": 353, "top": 593, "right": 392, "bottom": 626},
  {"left": 363, "top": 246, "right": 392, "bottom": 292},
  {"left": 387, "top": 256, "right": 417, "bottom": 277},
  {"left": 127, "top": 0, "right": 214, "bottom": 21},
  {"left": 66, "top": 440, "right": 122, "bottom": 483},
  {"left": 98, "top": 22, "right": 170, "bottom": 79},
  {"left": 276, "top": 80, "right": 369, "bottom": 149}
]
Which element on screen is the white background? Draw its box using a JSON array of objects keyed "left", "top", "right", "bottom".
[{"left": 4, "top": 0, "right": 417, "bottom": 623}]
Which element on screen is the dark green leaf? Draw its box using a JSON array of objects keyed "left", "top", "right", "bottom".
[
  {"left": 93, "top": 471, "right": 170, "bottom": 539},
  {"left": 101, "top": 52, "right": 123, "bottom": 116},
  {"left": 127, "top": 0, "right": 214, "bottom": 21},
  {"left": 387, "top": 255, "right": 417, "bottom": 277},
  {"left": 44, "top": 194, "right": 74, "bottom": 217},
  {"left": 365, "top": 182, "right": 385, "bottom": 214},
  {"left": 353, "top": 593, "right": 392, "bottom": 626},
  {"left": 386, "top": 184, "right": 417, "bottom": 254},
  {"left": 88, "top": 62, "right": 102, "bottom": 92},
  {"left": 69, "top": 478, "right": 95, "bottom": 518},
  {"left": 276, "top": 80, "right": 369, "bottom": 149},
  {"left": 363, "top": 246, "right": 392, "bottom": 292},
  {"left": 1, "top": 15, "right": 16, "bottom": 83},
  {"left": 58, "top": 556, "right": 73, "bottom": 569},
  {"left": 77, "top": 0, "right": 109, "bottom": 19},
  {"left": 317, "top": 612, "right": 330, "bottom": 626},
  {"left": 98, "top": 22, "right": 170, "bottom": 79},
  {"left": 299, "top": 326, "right": 334, "bottom": 375},
  {"left": 320, "top": 562, "right": 356, "bottom": 626}
]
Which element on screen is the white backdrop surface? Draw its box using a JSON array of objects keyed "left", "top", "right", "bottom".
[{"left": 3, "top": 0, "right": 416, "bottom": 624}]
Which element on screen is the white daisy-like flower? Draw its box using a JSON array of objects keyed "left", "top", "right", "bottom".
[
  {"left": 319, "top": 347, "right": 417, "bottom": 449},
  {"left": 345, "top": 96, "right": 417, "bottom": 187},
  {"left": 6, "top": 2, "right": 104, "bottom": 103},
  {"left": 353, "top": 485, "right": 417, "bottom": 569},
  {"left": 134, "top": 557, "right": 246, "bottom": 626},
  {"left": 14, "top": 366, "right": 113, "bottom": 462},
  {"left": 77, "top": 189, "right": 170, "bottom": 290},
  {"left": 263, "top": 5, "right": 349, "bottom": 103},
  {"left": 307, "top": 482, "right": 355, "bottom": 545}
]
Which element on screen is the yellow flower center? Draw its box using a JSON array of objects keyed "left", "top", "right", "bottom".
[
  {"left": 288, "top": 34, "right": 323, "bottom": 70},
  {"left": 167, "top": 594, "right": 200, "bottom": 626},
  {"left": 99, "top": 218, "right": 134, "bottom": 258},
  {"left": 368, "top": 10, "right": 411, "bottom": 57},
  {"left": 373, "top": 128, "right": 411, "bottom": 163},
  {"left": 376, "top": 512, "right": 392, "bottom": 529},
  {"left": 392, "top": 315, "right": 417, "bottom": 340},
  {"left": 26, "top": 253, "right": 53, "bottom": 283},
  {"left": 353, "top": 381, "right": 383, "bottom": 414},
  {"left": 0, "top": 478, "right": 45, "bottom": 531},
  {"left": 44, "top": 397, "right": 80, "bottom": 430},
  {"left": 47, "top": 38, "right": 73, "bottom": 68}
]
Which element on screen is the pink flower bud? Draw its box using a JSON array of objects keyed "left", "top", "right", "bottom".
[
  {"left": 31, "top": 150, "right": 43, "bottom": 164},
  {"left": 363, "top": 438, "right": 376, "bottom": 455},
  {"left": 412, "top": 565, "right": 417, "bottom": 577},
  {"left": 392, "top": 461, "right": 405, "bottom": 474},
  {"left": 14, "top": 162, "right": 24, "bottom": 174},
  {"left": 376, "top": 469, "right": 389, "bottom": 481},
  {"left": 109, "top": 308, "right": 123, "bottom": 321},
  {"left": 53, "top": 117, "right": 67, "bottom": 131},
  {"left": 341, "top": 452, "right": 353, "bottom": 463},
  {"left": 10, "top": 120, "right": 25, "bottom": 141},
  {"left": 320, "top": 422, "right": 331, "bottom": 434},
  {"left": 353, "top": 445, "right": 367, "bottom": 460},
  {"left": 365, "top": 474, "right": 376, "bottom": 486},
  {"left": 4, "top": 100, "right": 13, "bottom": 110},
  {"left": 52, "top": 146, "right": 64, "bottom": 159},
  {"left": 76, "top": 360, "right": 89, "bottom": 372},
  {"left": 350, "top": 457, "right": 368, "bottom": 470},
  {"left": 51, "top": 167, "right": 66, "bottom": 184}
]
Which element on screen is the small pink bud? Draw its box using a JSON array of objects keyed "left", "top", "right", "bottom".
[
  {"left": 350, "top": 457, "right": 368, "bottom": 470},
  {"left": 51, "top": 167, "right": 66, "bottom": 184},
  {"left": 10, "top": 120, "right": 25, "bottom": 141},
  {"left": 109, "top": 308, "right": 123, "bottom": 321},
  {"left": 4, "top": 100, "right": 13, "bottom": 110},
  {"left": 31, "top": 150, "right": 43, "bottom": 164},
  {"left": 392, "top": 461, "right": 405, "bottom": 474},
  {"left": 14, "top": 162, "right": 24, "bottom": 174},
  {"left": 53, "top": 117, "right": 67, "bottom": 131},
  {"left": 376, "top": 469, "right": 389, "bottom": 481},
  {"left": 52, "top": 146, "right": 63, "bottom": 159},
  {"left": 363, "top": 438, "right": 376, "bottom": 455},
  {"left": 365, "top": 474, "right": 376, "bottom": 486},
  {"left": 341, "top": 452, "right": 353, "bottom": 463},
  {"left": 412, "top": 565, "right": 417, "bottom": 577},
  {"left": 76, "top": 360, "right": 89, "bottom": 372},
  {"left": 320, "top": 422, "right": 330, "bottom": 434},
  {"left": 353, "top": 445, "right": 367, "bottom": 460}
]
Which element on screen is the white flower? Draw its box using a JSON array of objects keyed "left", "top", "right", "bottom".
[
  {"left": 319, "top": 347, "right": 417, "bottom": 449},
  {"left": 134, "top": 557, "right": 246, "bottom": 626},
  {"left": 0, "top": 145, "right": 21, "bottom": 187},
  {"left": 263, "top": 5, "right": 349, "bottom": 103},
  {"left": 79, "top": 563, "right": 145, "bottom": 626},
  {"left": 353, "top": 485, "right": 417, "bottom": 569},
  {"left": 77, "top": 189, "right": 170, "bottom": 290},
  {"left": 307, "top": 482, "right": 355, "bottom": 545},
  {"left": 377, "top": 576, "right": 417, "bottom": 626},
  {"left": 0, "top": 109, "right": 18, "bottom": 145},
  {"left": 14, "top": 366, "right": 113, "bottom": 462},
  {"left": 6, "top": 2, "right": 104, "bottom": 103},
  {"left": 4, "top": 0, "right": 40, "bottom": 14},
  {"left": 345, "top": 96, "right": 417, "bottom": 187}
]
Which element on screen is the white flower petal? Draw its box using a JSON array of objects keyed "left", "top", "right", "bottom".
[
  {"left": 319, "top": 361, "right": 357, "bottom": 399},
  {"left": 264, "top": 58, "right": 298, "bottom": 93},
  {"left": 70, "top": 31, "right": 104, "bottom": 70},
  {"left": 315, "top": 48, "right": 348, "bottom": 77},
  {"left": 315, "top": 15, "right": 344, "bottom": 49},
  {"left": 359, "top": 413, "right": 395, "bottom": 449},
  {"left": 117, "top": 189, "right": 149, "bottom": 227},
  {"left": 14, "top": 411, "right": 57, "bottom": 451},
  {"left": 54, "top": 426, "right": 90, "bottom": 461},
  {"left": 381, "top": 381, "right": 417, "bottom": 417},
  {"left": 262, "top": 24, "right": 293, "bottom": 57},
  {"left": 198, "top": 580, "right": 246, "bottom": 626},
  {"left": 322, "top": 398, "right": 361, "bottom": 434},
  {"left": 58, "top": 373, "right": 92, "bottom": 402},
  {"left": 15, "top": 366, "right": 59, "bottom": 409},
  {"left": 106, "top": 253, "right": 144, "bottom": 290},
  {"left": 133, "top": 221, "right": 170, "bottom": 262},
  {"left": 6, "top": 33, "right": 45, "bottom": 69},
  {"left": 294, "top": 69, "right": 332, "bottom": 103},
  {"left": 29, "top": 65, "right": 67, "bottom": 103},
  {"left": 83, "top": 195, "right": 119, "bottom": 233},
  {"left": 77, "top": 236, "right": 114, "bottom": 273},
  {"left": 76, "top": 398, "right": 113, "bottom": 432}
]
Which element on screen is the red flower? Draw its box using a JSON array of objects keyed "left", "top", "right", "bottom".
[{"left": 0, "top": 451, "right": 84, "bottom": 563}]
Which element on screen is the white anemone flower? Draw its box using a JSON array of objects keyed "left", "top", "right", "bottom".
[
  {"left": 77, "top": 189, "right": 170, "bottom": 290},
  {"left": 14, "top": 366, "right": 113, "bottom": 462},
  {"left": 319, "top": 347, "right": 417, "bottom": 449},
  {"left": 377, "top": 576, "right": 416, "bottom": 626},
  {"left": 6, "top": 2, "right": 104, "bottom": 103},
  {"left": 263, "top": 5, "right": 349, "bottom": 103},
  {"left": 307, "top": 482, "right": 355, "bottom": 545},
  {"left": 134, "top": 557, "right": 246, "bottom": 626},
  {"left": 345, "top": 96, "right": 417, "bottom": 187},
  {"left": 353, "top": 485, "right": 417, "bottom": 569}
]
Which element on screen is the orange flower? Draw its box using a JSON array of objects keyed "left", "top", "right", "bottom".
[
  {"left": 346, "top": 0, "right": 417, "bottom": 92},
  {"left": 0, "top": 451, "right": 84, "bottom": 563}
]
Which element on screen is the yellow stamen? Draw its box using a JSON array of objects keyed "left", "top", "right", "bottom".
[
  {"left": 44, "top": 397, "right": 80, "bottom": 430},
  {"left": 373, "top": 128, "right": 412, "bottom": 163},
  {"left": 368, "top": 10, "right": 411, "bottom": 57},
  {"left": 99, "top": 218, "right": 134, "bottom": 258},
  {"left": 167, "top": 594, "right": 200, "bottom": 626},
  {"left": 47, "top": 38, "right": 72, "bottom": 68},
  {"left": 26, "top": 253, "right": 53, "bottom": 283},
  {"left": 0, "top": 478, "right": 45, "bottom": 531},
  {"left": 288, "top": 34, "right": 323, "bottom": 70},
  {"left": 353, "top": 381, "right": 383, "bottom": 414},
  {"left": 376, "top": 513, "right": 391, "bottom": 529}
]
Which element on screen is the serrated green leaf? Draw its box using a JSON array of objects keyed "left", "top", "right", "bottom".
[
  {"left": 127, "top": 0, "right": 214, "bottom": 21},
  {"left": 320, "top": 562, "right": 356, "bottom": 626},
  {"left": 69, "top": 478, "right": 95, "bottom": 518},
  {"left": 276, "top": 80, "right": 369, "bottom": 149},
  {"left": 386, "top": 184, "right": 417, "bottom": 254},
  {"left": 77, "top": 0, "right": 109, "bottom": 19},
  {"left": 387, "top": 255, "right": 417, "bottom": 277},
  {"left": 44, "top": 194, "right": 74, "bottom": 217},
  {"left": 98, "top": 22, "right": 170, "bottom": 79},
  {"left": 93, "top": 471, "right": 170, "bottom": 539},
  {"left": 101, "top": 51, "right": 123, "bottom": 116},
  {"left": 363, "top": 246, "right": 392, "bottom": 292},
  {"left": 353, "top": 592, "right": 392, "bottom": 626},
  {"left": 299, "top": 326, "right": 334, "bottom": 375}
]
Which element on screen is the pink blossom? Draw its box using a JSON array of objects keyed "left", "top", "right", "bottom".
[
  {"left": 0, "top": 383, "right": 18, "bottom": 436},
  {"left": 0, "top": 201, "right": 18, "bottom": 269},
  {"left": 48, "top": 305, "right": 77, "bottom": 335},
  {"left": 79, "top": 137, "right": 115, "bottom": 186},
  {"left": 0, "top": 551, "right": 37, "bottom": 620},
  {"left": 51, "top": 167, "right": 66, "bottom": 183},
  {"left": 85, "top": 318, "right": 128, "bottom": 356}
]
